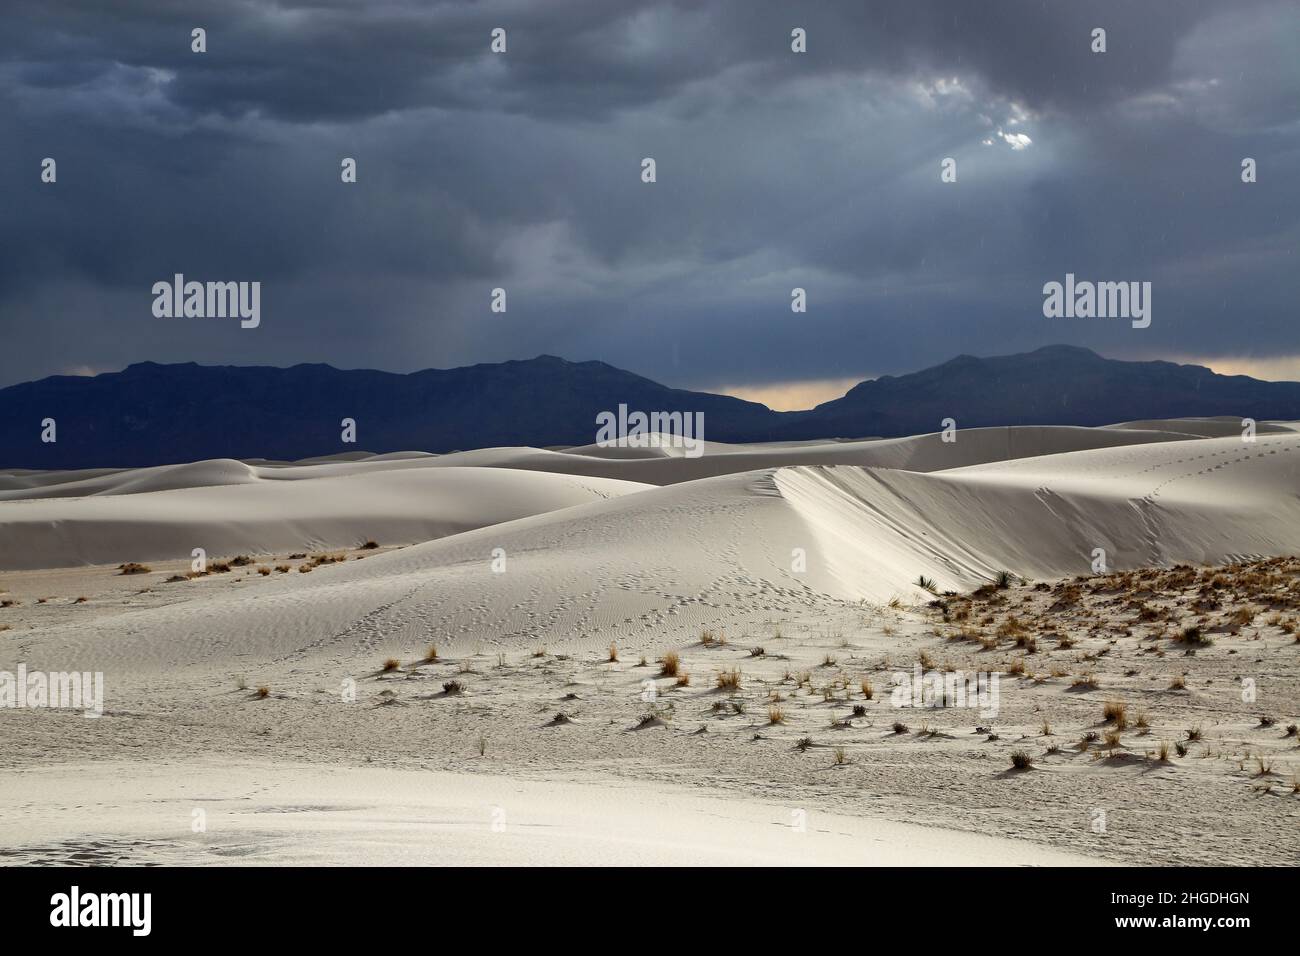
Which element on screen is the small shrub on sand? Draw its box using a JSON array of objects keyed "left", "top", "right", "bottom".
[
  {"left": 1010, "top": 749, "right": 1033, "bottom": 770},
  {"left": 1103, "top": 700, "right": 1128, "bottom": 728},
  {"left": 298, "top": 564, "right": 313, "bottom": 573},
  {"left": 275, "top": 564, "right": 291, "bottom": 573},
  {"left": 118, "top": 563, "right": 151, "bottom": 575},
  {"left": 832, "top": 747, "right": 849, "bottom": 766},
  {"left": 74, "top": 596, "right": 87, "bottom": 604},
  {"left": 1168, "top": 674, "right": 1187, "bottom": 690},
  {"left": 1104, "top": 729, "right": 1122, "bottom": 748},
  {"left": 607, "top": 642, "right": 618, "bottom": 663},
  {"left": 860, "top": 678, "right": 874, "bottom": 700},
  {"left": 382, "top": 658, "right": 401, "bottom": 672},
  {"left": 716, "top": 668, "right": 741, "bottom": 690},
  {"left": 360, "top": 540, "right": 379, "bottom": 550},
  {"left": 660, "top": 651, "right": 680, "bottom": 676},
  {"left": 255, "top": 686, "right": 270, "bottom": 699},
  {"left": 1185, "top": 723, "right": 1204, "bottom": 742},
  {"left": 424, "top": 645, "right": 438, "bottom": 662},
  {"left": 892, "top": 721, "right": 908, "bottom": 734},
  {"left": 768, "top": 706, "right": 786, "bottom": 724},
  {"left": 1156, "top": 739, "right": 1172, "bottom": 762},
  {"left": 442, "top": 680, "right": 464, "bottom": 695},
  {"left": 675, "top": 672, "right": 690, "bottom": 688},
  {"left": 257, "top": 566, "right": 271, "bottom": 576}
]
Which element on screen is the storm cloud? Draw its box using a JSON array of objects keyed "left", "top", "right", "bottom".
[{"left": 2, "top": 0, "right": 1298, "bottom": 402}]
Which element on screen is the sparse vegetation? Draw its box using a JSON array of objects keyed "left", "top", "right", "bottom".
[
  {"left": 660, "top": 651, "right": 680, "bottom": 677},
  {"left": 1103, "top": 700, "right": 1128, "bottom": 728},
  {"left": 118, "top": 563, "right": 152, "bottom": 575},
  {"left": 1010, "top": 749, "right": 1033, "bottom": 770},
  {"left": 715, "top": 668, "right": 741, "bottom": 690}
]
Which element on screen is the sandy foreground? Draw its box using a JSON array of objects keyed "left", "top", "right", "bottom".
[{"left": 1, "top": 419, "right": 1298, "bottom": 866}]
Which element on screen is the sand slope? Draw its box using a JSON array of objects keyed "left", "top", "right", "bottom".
[
  {"left": 0, "top": 466, "right": 649, "bottom": 570},
  {"left": 11, "top": 430, "right": 1300, "bottom": 671},
  {"left": 0, "top": 760, "right": 1102, "bottom": 867}
]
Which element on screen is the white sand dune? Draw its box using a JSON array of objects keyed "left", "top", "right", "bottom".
[
  {"left": 0, "top": 466, "right": 649, "bottom": 570},
  {"left": 4, "top": 420, "right": 1298, "bottom": 869},
  {"left": 0, "top": 759, "right": 1102, "bottom": 866},
  {"left": 12, "top": 428, "right": 1300, "bottom": 671},
  {"left": 0, "top": 423, "right": 1207, "bottom": 502}
]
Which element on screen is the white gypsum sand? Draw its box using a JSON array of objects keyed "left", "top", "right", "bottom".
[{"left": 1, "top": 418, "right": 1297, "bottom": 866}]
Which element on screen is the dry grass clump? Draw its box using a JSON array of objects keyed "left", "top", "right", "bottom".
[
  {"left": 659, "top": 650, "right": 680, "bottom": 676},
  {"left": 423, "top": 645, "right": 438, "bottom": 662},
  {"left": 118, "top": 562, "right": 152, "bottom": 575},
  {"left": 442, "top": 680, "right": 464, "bottom": 695},
  {"left": 675, "top": 672, "right": 691, "bottom": 688},
  {"left": 360, "top": 539, "right": 379, "bottom": 550},
  {"left": 256, "top": 566, "right": 271, "bottom": 576},
  {"left": 768, "top": 706, "right": 786, "bottom": 724},
  {"left": 1102, "top": 700, "right": 1128, "bottom": 728},
  {"left": 381, "top": 658, "right": 401, "bottom": 672},
  {"left": 607, "top": 642, "right": 618, "bottom": 662},
  {"left": 1009, "top": 749, "right": 1033, "bottom": 770},
  {"left": 715, "top": 668, "right": 742, "bottom": 690},
  {"left": 1169, "top": 674, "right": 1187, "bottom": 690},
  {"left": 255, "top": 686, "right": 270, "bottom": 699},
  {"left": 859, "top": 678, "right": 874, "bottom": 699}
]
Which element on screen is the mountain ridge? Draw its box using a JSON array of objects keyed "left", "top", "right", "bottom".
[{"left": 3, "top": 346, "right": 1298, "bottom": 468}]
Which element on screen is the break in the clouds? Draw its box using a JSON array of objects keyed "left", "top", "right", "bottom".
[{"left": 1, "top": 0, "right": 1298, "bottom": 400}]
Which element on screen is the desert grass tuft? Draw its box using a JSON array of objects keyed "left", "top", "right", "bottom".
[
  {"left": 659, "top": 650, "right": 681, "bottom": 677},
  {"left": 715, "top": 668, "right": 741, "bottom": 690}
]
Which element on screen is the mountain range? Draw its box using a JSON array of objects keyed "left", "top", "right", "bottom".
[{"left": 3, "top": 345, "right": 1299, "bottom": 469}]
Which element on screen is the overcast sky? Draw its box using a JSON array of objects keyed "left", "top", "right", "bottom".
[{"left": 3, "top": 0, "right": 1298, "bottom": 408}]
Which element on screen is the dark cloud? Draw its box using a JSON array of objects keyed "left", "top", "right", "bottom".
[{"left": 1, "top": 0, "right": 1298, "bottom": 394}]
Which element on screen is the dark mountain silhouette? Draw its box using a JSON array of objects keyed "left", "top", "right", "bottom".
[
  {"left": 776, "top": 344, "right": 1300, "bottom": 439},
  {"left": 2, "top": 345, "right": 1298, "bottom": 469}
]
